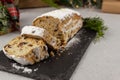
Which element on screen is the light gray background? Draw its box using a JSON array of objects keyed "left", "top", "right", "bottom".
[{"left": 0, "top": 7, "right": 120, "bottom": 80}]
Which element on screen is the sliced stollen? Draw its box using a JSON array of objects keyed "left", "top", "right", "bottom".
[
  {"left": 33, "top": 8, "right": 83, "bottom": 47},
  {"left": 3, "top": 36, "right": 49, "bottom": 65},
  {"left": 21, "top": 26, "right": 61, "bottom": 50}
]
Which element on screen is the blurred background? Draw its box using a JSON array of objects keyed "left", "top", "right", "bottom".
[
  {"left": 0, "top": 0, "right": 120, "bottom": 35},
  {"left": 15, "top": 0, "right": 120, "bottom": 14}
]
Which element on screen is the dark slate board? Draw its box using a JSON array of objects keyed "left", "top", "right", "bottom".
[{"left": 0, "top": 28, "right": 96, "bottom": 80}]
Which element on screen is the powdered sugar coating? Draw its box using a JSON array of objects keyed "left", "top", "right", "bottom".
[
  {"left": 33, "top": 8, "right": 80, "bottom": 21},
  {"left": 21, "top": 26, "right": 45, "bottom": 37}
]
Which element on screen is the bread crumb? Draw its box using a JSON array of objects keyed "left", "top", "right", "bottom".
[
  {"left": 34, "top": 68, "right": 38, "bottom": 71},
  {"left": 68, "top": 52, "right": 73, "bottom": 55},
  {"left": 23, "top": 67, "right": 32, "bottom": 74},
  {"left": 57, "top": 53, "right": 61, "bottom": 56},
  {"left": 50, "top": 51, "right": 55, "bottom": 57}
]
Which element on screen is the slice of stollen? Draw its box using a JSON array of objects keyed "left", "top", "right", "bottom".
[
  {"left": 3, "top": 36, "right": 49, "bottom": 65},
  {"left": 21, "top": 26, "right": 61, "bottom": 50}
]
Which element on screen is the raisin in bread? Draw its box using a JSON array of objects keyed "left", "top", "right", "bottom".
[
  {"left": 33, "top": 8, "right": 83, "bottom": 47},
  {"left": 21, "top": 26, "right": 61, "bottom": 50},
  {"left": 3, "top": 36, "right": 49, "bottom": 65}
]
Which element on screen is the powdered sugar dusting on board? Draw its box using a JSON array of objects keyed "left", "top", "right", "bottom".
[
  {"left": 12, "top": 63, "right": 32, "bottom": 74},
  {"left": 66, "top": 37, "right": 80, "bottom": 48},
  {"left": 65, "top": 35, "right": 81, "bottom": 55},
  {"left": 12, "top": 63, "right": 38, "bottom": 74},
  {"left": 34, "top": 68, "right": 38, "bottom": 71},
  {"left": 22, "top": 67, "right": 32, "bottom": 73}
]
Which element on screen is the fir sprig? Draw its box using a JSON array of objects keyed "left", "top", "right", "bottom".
[
  {"left": 0, "top": 4, "right": 10, "bottom": 33},
  {"left": 83, "top": 17, "right": 108, "bottom": 41}
]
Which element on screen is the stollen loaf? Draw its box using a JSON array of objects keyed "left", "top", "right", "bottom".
[{"left": 33, "top": 8, "right": 83, "bottom": 47}]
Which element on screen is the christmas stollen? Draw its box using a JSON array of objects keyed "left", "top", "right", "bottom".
[
  {"left": 3, "top": 8, "right": 83, "bottom": 65},
  {"left": 33, "top": 8, "right": 83, "bottom": 47}
]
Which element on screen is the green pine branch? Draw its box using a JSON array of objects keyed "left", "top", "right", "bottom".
[
  {"left": 83, "top": 17, "right": 108, "bottom": 41},
  {"left": 0, "top": 4, "right": 11, "bottom": 32}
]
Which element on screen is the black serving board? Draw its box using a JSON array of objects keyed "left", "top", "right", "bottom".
[{"left": 0, "top": 28, "right": 96, "bottom": 80}]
